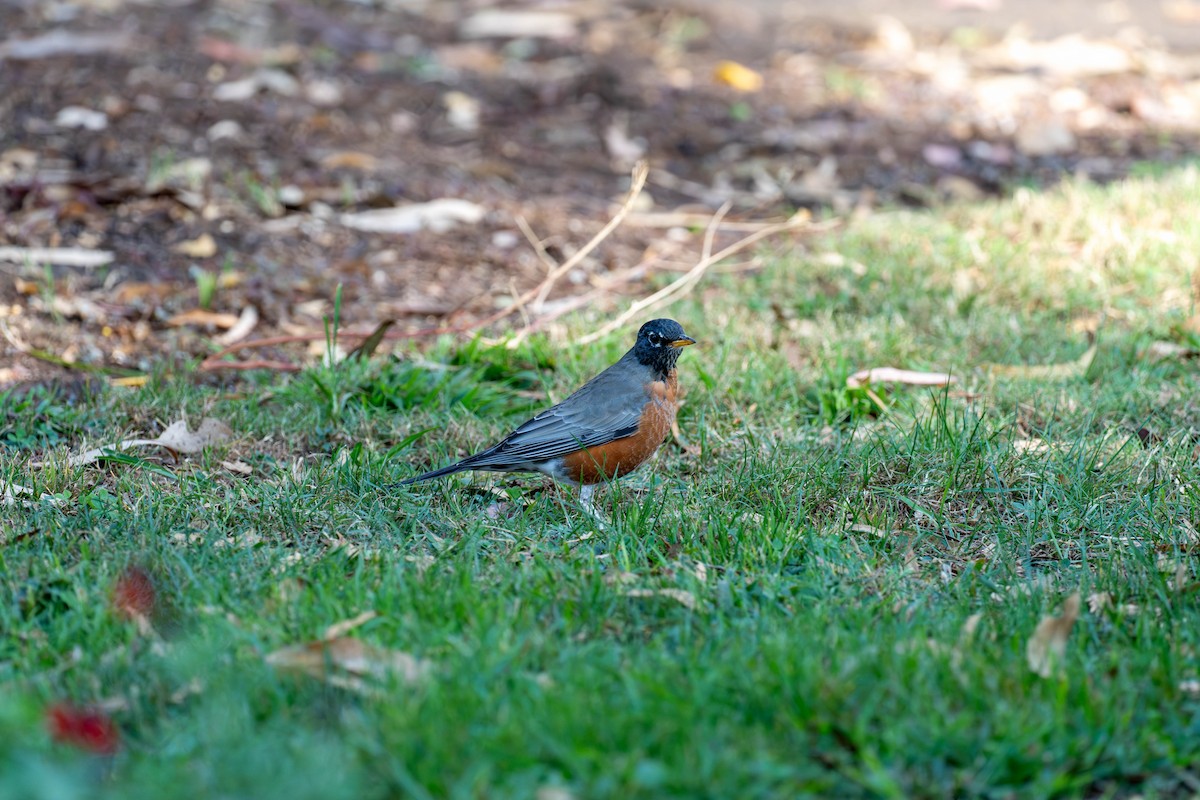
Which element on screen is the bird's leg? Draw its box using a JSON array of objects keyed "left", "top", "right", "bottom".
[
  {"left": 577, "top": 483, "right": 610, "bottom": 529},
  {"left": 579, "top": 483, "right": 596, "bottom": 510}
]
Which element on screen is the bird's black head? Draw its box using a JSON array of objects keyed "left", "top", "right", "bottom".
[{"left": 631, "top": 318, "right": 696, "bottom": 376}]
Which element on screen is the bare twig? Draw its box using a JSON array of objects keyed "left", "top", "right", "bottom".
[
  {"left": 514, "top": 214, "right": 560, "bottom": 282},
  {"left": 626, "top": 211, "right": 795, "bottom": 231},
  {"left": 505, "top": 253, "right": 665, "bottom": 349},
  {"left": 576, "top": 210, "right": 824, "bottom": 346},
  {"left": 526, "top": 160, "right": 648, "bottom": 314},
  {"left": 206, "top": 359, "right": 303, "bottom": 373}
]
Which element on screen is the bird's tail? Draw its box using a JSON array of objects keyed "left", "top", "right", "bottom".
[{"left": 393, "top": 461, "right": 472, "bottom": 486}]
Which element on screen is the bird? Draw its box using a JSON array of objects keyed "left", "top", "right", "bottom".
[{"left": 397, "top": 318, "right": 697, "bottom": 508}]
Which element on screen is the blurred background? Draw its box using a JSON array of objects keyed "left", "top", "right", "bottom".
[{"left": 2, "top": 0, "right": 1199, "bottom": 380}]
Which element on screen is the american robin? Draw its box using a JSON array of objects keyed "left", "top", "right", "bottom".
[{"left": 397, "top": 318, "right": 696, "bottom": 507}]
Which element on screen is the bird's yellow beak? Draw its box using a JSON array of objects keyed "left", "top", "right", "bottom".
[{"left": 669, "top": 336, "right": 697, "bottom": 348}]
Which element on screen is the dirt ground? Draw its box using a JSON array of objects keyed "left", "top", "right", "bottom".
[{"left": 3, "top": 0, "right": 1200, "bottom": 387}]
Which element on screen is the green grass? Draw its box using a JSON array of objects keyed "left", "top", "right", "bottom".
[{"left": 4, "top": 167, "right": 1200, "bottom": 798}]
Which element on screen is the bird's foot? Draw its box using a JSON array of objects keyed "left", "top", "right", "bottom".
[{"left": 578, "top": 484, "right": 609, "bottom": 530}]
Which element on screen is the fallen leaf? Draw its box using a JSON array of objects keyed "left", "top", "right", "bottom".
[
  {"left": 959, "top": 613, "right": 983, "bottom": 643},
  {"left": 459, "top": 10, "right": 577, "bottom": 39},
  {"left": 322, "top": 611, "right": 378, "bottom": 640},
  {"left": 54, "top": 106, "right": 107, "bottom": 131},
  {"left": 604, "top": 116, "right": 647, "bottom": 167},
  {"left": 112, "top": 565, "right": 156, "bottom": 622},
  {"left": 623, "top": 588, "right": 698, "bottom": 610},
  {"left": 221, "top": 459, "right": 253, "bottom": 475},
  {"left": 155, "top": 418, "right": 234, "bottom": 452},
  {"left": 986, "top": 342, "right": 1097, "bottom": 380},
  {"left": 981, "top": 34, "right": 1133, "bottom": 77},
  {"left": 265, "top": 636, "right": 430, "bottom": 692},
  {"left": 536, "top": 787, "right": 577, "bottom": 800},
  {"left": 1026, "top": 592, "right": 1081, "bottom": 678},
  {"left": 112, "top": 565, "right": 158, "bottom": 636},
  {"left": 1015, "top": 120, "right": 1076, "bottom": 157},
  {"left": 443, "top": 91, "right": 480, "bottom": 131},
  {"left": 46, "top": 704, "right": 119, "bottom": 754},
  {"left": 172, "top": 234, "right": 217, "bottom": 258},
  {"left": 1, "top": 480, "right": 61, "bottom": 507},
  {"left": 3, "top": 481, "right": 34, "bottom": 506},
  {"left": 0, "top": 246, "right": 114, "bottom": 268},
  {"left": 215, "top": 306, "right": 259, "bottom": 347},
  {"left": 847, "top": 367, "right": 957, "bottom": 389},
  {"left": 0, "top": 29, "right": 132, "bottom": 60},
  {"left": 713, "top": 60, "right": 763, "bottom": 92},
  {"left": 167, "top": 309, "right": 241, "bottom": 329},
  {"left": 319, "top": 151, "right": 379, "bottom": 171},
  {"left": 338, "top": 199, "right": 486, "bottom": 234},
  {"left": 46, "top": 417, "right": 233, "bottom": 468},
  {"left": 847, "top": 523, "right": 890, "bottom": 537},
  {"left": 1143, "top": 341, "right": 1200, "bottom": 361}
]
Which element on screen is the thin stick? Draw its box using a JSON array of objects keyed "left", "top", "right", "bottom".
[
  {"left": 702, "top": 201, "right": 733, "bottom": 261},
  {"left": 576, "top": 210, "right": 822, "bottom": 346},
  {"left": 209, "top": 359, "right": 303, "bottom": 373},
  {"left": 505, "top": 252, "right": 666, "bottom": 349},
  {"left": 514, "top": 214, "right": 560, "bottom": 286},
  {"left": 527, "top": 160, "right": 648, "bottom": 315}
]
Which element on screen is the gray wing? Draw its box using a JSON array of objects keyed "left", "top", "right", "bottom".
[{"left": 464, "top": 356, "right": 650, "bottom": 468}]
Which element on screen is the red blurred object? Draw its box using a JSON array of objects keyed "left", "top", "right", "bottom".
[
  {"left": 46, "top": 704, "right": 120, "bottom": 754},
  {"left": 112, "top": 565, "right": 156, "bottom": 621}
]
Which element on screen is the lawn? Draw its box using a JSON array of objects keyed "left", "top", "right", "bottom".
[{"left": 3, "top": 167, "right": 1200, "bottom": 799}]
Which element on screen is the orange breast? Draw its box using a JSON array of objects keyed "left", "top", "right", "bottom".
[{"left": 559, "top": 372, "right": 678, "bottom": 485}]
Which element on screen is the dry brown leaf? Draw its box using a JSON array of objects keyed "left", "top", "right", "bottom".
[
  {"left": 319, "top": 151, "right": 379, "bottom": 171},
  {"left": 623, "top": 588, "right": 698, "bottom": 610},
  {"left": 45, "top": 417, "right": 233, "bottom": 468},
  {"left": 265, "top": 636, "right": 430, "bottom": 691},
  {"left": 167, "top": 309, "right": 240, "bottom": 329},
  {"left": 221, "top": 459, "right": 253, "bottom": 476},
  {"left": 846, "top": 368, "right": 956, "bottom": 389},
  {"left": 322, "top": 611, "right": 378, "bottom": 641},
  {"left": 215, "top": 306, "right": 259, "bottom": 347},
  {"left": 172, "top": 234, "right": 217, "bottom": 258},
  {"left": 987, "top": 343, "right": 1097, "bottom": 380},
  {"left": 1026, "top": 592, "right": 1081, "bottom": 678}
]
